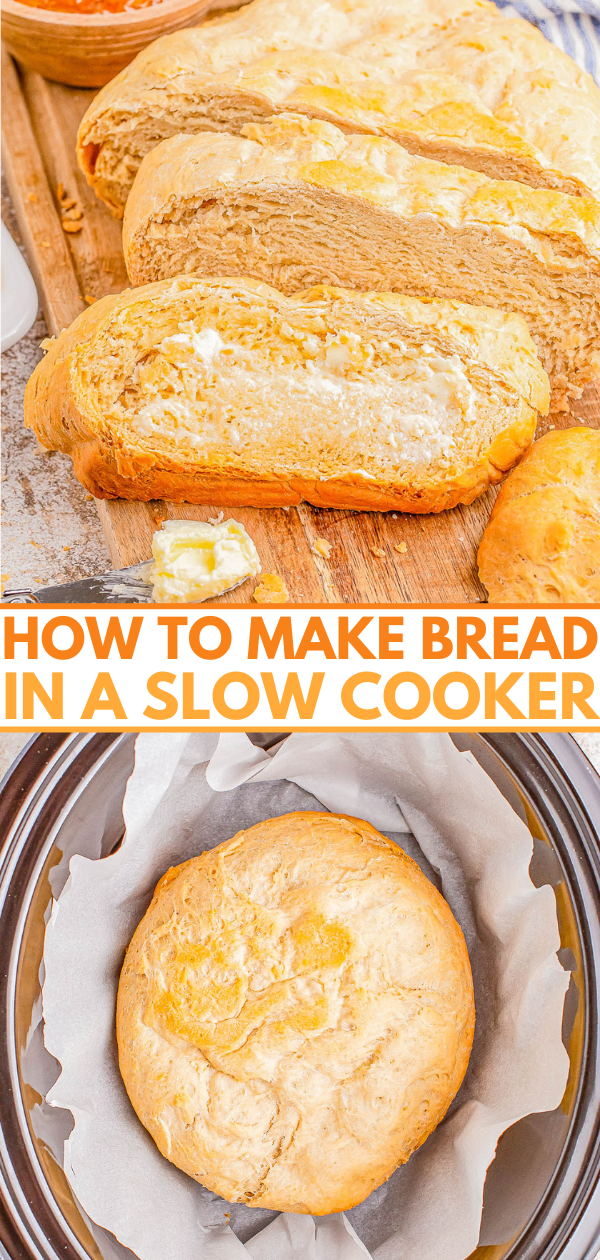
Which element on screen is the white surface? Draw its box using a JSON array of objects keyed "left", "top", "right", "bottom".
[
  {"left": 1, "top": 222, "right": 38, "bottom": 353},
  {"left": 42, "top": 732, "right": 570, "bottom": 1260}
]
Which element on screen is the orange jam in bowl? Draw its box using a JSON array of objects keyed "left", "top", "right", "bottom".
[{"left": 16, "top": 0, "right": 163, "bottom": 12}]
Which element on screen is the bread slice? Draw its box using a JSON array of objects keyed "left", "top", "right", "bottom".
[
  {"left": 23, "top": 276, "right": 548, "bottom": 511},
  {"left": 478, "top": 426, "right": 600, "bottom": 603},
  {"left": 76, "top": 0, "right": 600, "bottom": 217},
  {"left": 122, "top": 116, "right": 600, "bottom": 410}
]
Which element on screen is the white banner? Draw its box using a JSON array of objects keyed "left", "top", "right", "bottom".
[{"left": 2, "top": 604, "right": 599, "bottom": 731}]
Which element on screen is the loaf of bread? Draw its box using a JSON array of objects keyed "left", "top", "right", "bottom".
[
  {"left": 76, "top": 0, "right": 600, "bottom": 218},
  {"left": 23, "top": 275, "right": 549, "bottom": 511},
  {"left": 122, "top": 116, "right": 600, "bottom": 409},
  {"left": 116, "top": 812, "right": 475, "bottom": 1214},
  {"left": 478, "top": 426, "right": 600, "bottom": 602}
]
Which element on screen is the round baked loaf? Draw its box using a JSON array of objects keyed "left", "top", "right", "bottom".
[
  {"left": 116, "top": 811, "right": 475, "bottom": 1214},
  {"left": 478, "top": 426, "right": 600, "bottom": 602}
]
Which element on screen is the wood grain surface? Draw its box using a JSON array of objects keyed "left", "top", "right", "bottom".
[{"left": 3, "top": 46, "right": 599, "bottom": 604}]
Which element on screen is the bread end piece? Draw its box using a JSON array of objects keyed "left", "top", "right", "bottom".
[{"left": 478, "top": 426, "right": 600, "bottom": 602}]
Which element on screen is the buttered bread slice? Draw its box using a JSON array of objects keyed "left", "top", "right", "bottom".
[
  {"left": 123, "top": 116, "right": 600, "bottom": 410},
  {"left": 76, "top": 0, "right": 600, "bottom": 217},
  {"left": 24, "top": 277, "right": 548, "bottom": 512}
]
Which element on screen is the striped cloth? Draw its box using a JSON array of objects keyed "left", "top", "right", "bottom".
[{"left": 492, "top": 0, "right": 600, "bottom": 81}]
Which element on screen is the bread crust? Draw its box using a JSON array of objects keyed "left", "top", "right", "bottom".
[
  {"left": 477, "top": 427, "right": 600, "bottom": 602},
  {"left": 76, "top": 0, "right": 600, "bottom": 216},
  {"left": 123, "top": 123, "right": 600, "bottom": 262},
  {"left": 116, "top": 812, "right": 475, "bottom": 1214},
  {"left": 23, "top": 276, "right": 547, "bottom": 512}
]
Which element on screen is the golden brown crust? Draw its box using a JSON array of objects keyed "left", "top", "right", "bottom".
[
  {"left": 76, "top": 0, "right": 600, "bottom": 216},
  {"left": 477, "top": 426, "right": 600, "bottom": 602},
  {"left": 23, "top": 276, "right": 547, "bottom": 513},
  {"left": 116, "top": 812, "right": 475, "bottom": 1214}
]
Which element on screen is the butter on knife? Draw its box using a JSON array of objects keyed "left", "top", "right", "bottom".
[{"left": 149, "top": 518, "right": 261, "bottom": 604}]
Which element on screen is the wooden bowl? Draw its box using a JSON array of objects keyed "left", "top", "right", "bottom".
[{"left": 1, "top": 0, "right": 214, "bottom": 86}]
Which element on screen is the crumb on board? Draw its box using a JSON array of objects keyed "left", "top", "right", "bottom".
[
  {"left": 394, "top": 542, "right": 407, "bottom": 555},
  {"left": 84, "top": 295, "right": 96, "bottom": 305},
  {"left": 85, "top": 493, "right": 94, "bottom": 501},
  {"left": 57, "top": 183, "right": 85, "bottom": 234},
  {"left": 311, "top": 537, "right": 332, "bottom": 559},
  {"left": 370, "top": 546, "right": 386, "bottom": 558},
  {"left": 208, "top": 511, "right": 225, "bottom": 526},
  {"left": 41, "top": 240, "right": 51, "bottom": 248},
  {"left": 253, "top": 574, "right": 289, "bottom": 604},
  {"left": 28, "top": 192, "right": 38, "bottom": 203}
]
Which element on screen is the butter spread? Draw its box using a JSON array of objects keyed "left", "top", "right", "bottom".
[
  {"left": 116, "top": 320, "right": 479, "bottom": 471},
  {"left": 164, "top": 326, "right": 224, "bottom": 363},
  {"left": 150, "top": 518, "right": 261, "bottom": 603}
]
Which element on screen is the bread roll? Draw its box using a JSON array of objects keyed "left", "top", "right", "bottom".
[
  {"left": 478, "top": 426, "right": 600, "bottom": 602},
  {"left": 116, "top": 812, "right": 475, "bottom": 1214},
  {"left": 122, "top": 116, "right": 600, "bottom": 409},
  {"left": 76, "top": 0, "right": 600, "bottom": 217},
  {"left": 23, "top": 275, "right": 549, "bottom": 511}
]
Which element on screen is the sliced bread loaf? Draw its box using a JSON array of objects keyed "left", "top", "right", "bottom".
[
  {"left": 24, "top": 276, "right": 548, "bottom": 511},
  {"left": 76, "top": 0, "right": 600, "bottom": 217},
  {"left": 122, "top": 117, "right": 600, "bottom": 409}
]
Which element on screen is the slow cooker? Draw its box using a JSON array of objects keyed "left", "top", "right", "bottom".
[{"left": 1, "top": 733, "right": 600, "bottom": 1260}]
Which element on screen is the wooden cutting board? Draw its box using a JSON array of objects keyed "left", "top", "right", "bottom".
[{"left": 3, "top": 44, "right": 599, "bottom": 604}]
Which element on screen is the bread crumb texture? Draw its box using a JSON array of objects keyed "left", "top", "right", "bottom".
[
  {"left": 116, "top": 813, "right": 475, "bottom": 1214},
  {"left": 253, "top": 573, "right": 289, "bottom": 603},
  {"left": 478, "top": 426, "right": 600, "bottom": 602},
  {"left": 23, "top": 276, "right": 548, "bottom": 512}
]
